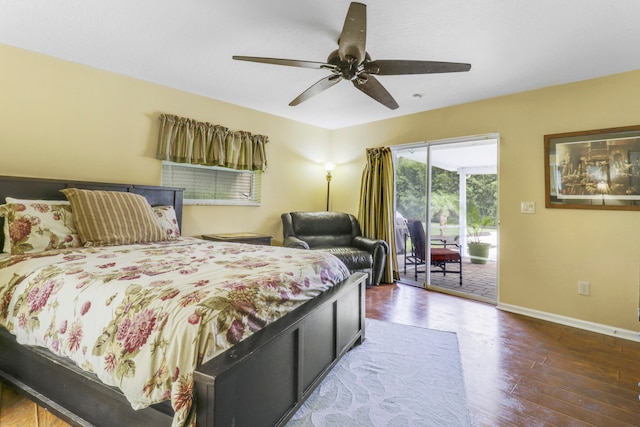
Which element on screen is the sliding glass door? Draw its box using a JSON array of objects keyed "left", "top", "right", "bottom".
[
  {"left": 393, "top": 136, "right": 498, "bottom": 303},
  {"left": 393, "top": 146, "right": 428, "bottom": 286}
]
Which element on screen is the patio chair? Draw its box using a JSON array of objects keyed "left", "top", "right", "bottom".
[{"left": 405, "top": 219, "right": 462, "bottom": 285}]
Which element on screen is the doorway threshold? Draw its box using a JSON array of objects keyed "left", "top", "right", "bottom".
[
  {"left": 397, "top": 278, "right": 425, "bottom": 289},
  {"left": 396, "top": 277, "right": 496, "bottom": 305},
  {"left": 426, "top": 284, "right": 496, "bottom": 305}
]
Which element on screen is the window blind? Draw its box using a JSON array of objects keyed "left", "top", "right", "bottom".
[{"left": 162, "top": 162, "right": 261, "bottom": 206}]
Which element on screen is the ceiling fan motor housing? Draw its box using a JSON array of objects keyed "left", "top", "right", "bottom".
[{"left": 327, "top": 49, "right": 368, "bottom": 81}]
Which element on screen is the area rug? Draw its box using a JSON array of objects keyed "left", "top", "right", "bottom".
[{"left": 287, "top": 319, "right": 471, "bottom": 427}]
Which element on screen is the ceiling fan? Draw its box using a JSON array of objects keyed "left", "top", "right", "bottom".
[{"left": 233, "top": 2, "right": 471, "bottom": 110}]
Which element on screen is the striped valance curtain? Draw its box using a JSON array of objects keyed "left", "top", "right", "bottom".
[{"left": 156, "top": 114, "right": 268, "bottom": 172}]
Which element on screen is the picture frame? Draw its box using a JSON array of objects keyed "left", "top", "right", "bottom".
[{"left": 545, "top": 124, "right": 640, "bottom": 210}]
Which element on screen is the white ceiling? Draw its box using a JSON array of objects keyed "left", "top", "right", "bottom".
[{"left": 2, "top": 1, "right": 640, "bottom": 130}]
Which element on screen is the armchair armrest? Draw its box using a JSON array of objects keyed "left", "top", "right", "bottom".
[
  {"left": 353, "top": 236, "right": 389, "bottom": 286},
  {"left": 352, "top": 236, "right": 389, "bottom": 254},
  {"left": 283, "top": 236, "right": 310, "bottom": 250}
]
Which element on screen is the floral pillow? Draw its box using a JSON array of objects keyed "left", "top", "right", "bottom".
[
  {"left": 0, "top": 198, "right": 82, "bottom": 255},
  {"left": 152, "top": 205, "right": 181, "bottom": 239}
]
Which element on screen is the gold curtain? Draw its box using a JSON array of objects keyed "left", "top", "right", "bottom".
[
  {"left": 358, "top": 147, "right": 398, "bottom": 283},
  {"left": 156, "top": 114, "right": 268, "bottom": 172}
]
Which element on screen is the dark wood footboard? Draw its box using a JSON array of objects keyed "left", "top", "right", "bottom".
[
  {"left": 0, "top": 272, "right": 367, "bottom": 427},
  {"left": 195, "top": 271, "right": 367, "bottom": 427}
]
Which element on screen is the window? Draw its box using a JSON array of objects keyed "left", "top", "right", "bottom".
[{"left": 161, "top": 161, "right": 261, "bottom": 206}]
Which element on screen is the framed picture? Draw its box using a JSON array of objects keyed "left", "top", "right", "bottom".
[{"left": 545, "top": 125, "right": 640, "bottom": 210}]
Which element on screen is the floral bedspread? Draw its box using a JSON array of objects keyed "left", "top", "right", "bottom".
[{"left": 0, "top": 237, "right": 350, "bottom": 426}]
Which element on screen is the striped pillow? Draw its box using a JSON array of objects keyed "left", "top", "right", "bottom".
[{"left": 61, "top": 188, "right": 167, "bottom": 246}]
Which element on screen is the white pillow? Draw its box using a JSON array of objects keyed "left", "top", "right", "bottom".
[{"left": 152, "top": 205, "right": 181, "bottom": 239}]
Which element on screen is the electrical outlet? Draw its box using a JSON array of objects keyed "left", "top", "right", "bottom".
[{"left": 578, "top": 281, "right": 590, "bottom": 296}]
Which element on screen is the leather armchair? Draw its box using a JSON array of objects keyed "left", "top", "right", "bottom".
[{"left": 281, "top": 211, "right": 389, "bottom": 286}]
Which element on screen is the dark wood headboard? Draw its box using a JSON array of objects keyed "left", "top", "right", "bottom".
[{"left": 0, "top": 175, "right": 184, "bottom": 251}]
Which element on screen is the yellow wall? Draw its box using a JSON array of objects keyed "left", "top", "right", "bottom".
[
  {"left": 0, "top": 44, "right": 332, "bottom": 242},
  {"left": 331, "top": 70, "right": 640, "bottom": 333},
  {"left": 3, "top": 42, "right": 640, "bottom": 334}
]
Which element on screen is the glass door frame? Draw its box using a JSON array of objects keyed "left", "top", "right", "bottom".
[{"left": 392, "top": 133, "right": 499, "bottom": 290}]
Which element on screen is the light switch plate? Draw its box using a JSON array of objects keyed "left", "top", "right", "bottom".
[{"left": 521, "top": 201, "right": 535, "bottom": 214}]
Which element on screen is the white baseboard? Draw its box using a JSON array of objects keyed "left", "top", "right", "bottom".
[{"left": 497, "top": 302, "right": 640, "bottom": 343}]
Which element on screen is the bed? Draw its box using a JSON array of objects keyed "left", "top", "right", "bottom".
[{"left": 0, "top": 175, "right": 367, "bottom": 427}]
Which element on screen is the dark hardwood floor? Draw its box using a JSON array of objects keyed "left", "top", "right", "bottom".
[
  {"left": 367, "top": 283, "right": 640, "bottom": 426},
  {"left": 2, "top": 282, "right": 640, "bottom": 426}
]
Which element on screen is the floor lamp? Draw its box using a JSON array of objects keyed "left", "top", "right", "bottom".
[{"left": 325, "top": 163, "right": 335, "bottom": 211}]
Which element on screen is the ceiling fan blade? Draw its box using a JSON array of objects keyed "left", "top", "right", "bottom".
[
  {"left": 352, "top": 74, "right": 399, "bottom": 110},
  {"left": 289, "top": 75, "right": 342, "bottom": 106},
  {"left": 233, "top": 56, "right": 336, "bottom": 71},
  {"left": 338, "top": 2, "right": 367, "bottom": 64},
  {"left": 364, "top": 60, "right": 472, "bottom": 75}
]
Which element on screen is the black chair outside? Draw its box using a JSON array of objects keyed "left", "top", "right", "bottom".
[
  {"left": 405, "top": 219, "right": 462, "bottom": 285},
  {"left": 404, "top": 219, "right": 426, "bottom": 280}
]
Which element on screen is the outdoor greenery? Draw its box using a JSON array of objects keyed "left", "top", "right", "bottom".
[
  {"left": 466, "top": 174, "right": 498, "bottom": 222},
  {"left": 466, "top": 202, "right": 494, "bottom": 243},
  {"left": 431, "top": 192, "right": 458, "bottom": 235},
  {"left": 395, "top": 157, "right": 428, "bottom": 221},
  {"left": 395, "top": 157, "right": 497, "bottom": 229}
]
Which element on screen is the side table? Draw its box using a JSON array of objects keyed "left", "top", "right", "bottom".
[{"left": 201, "top": 232, "right": 272, "bottom": 246}]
